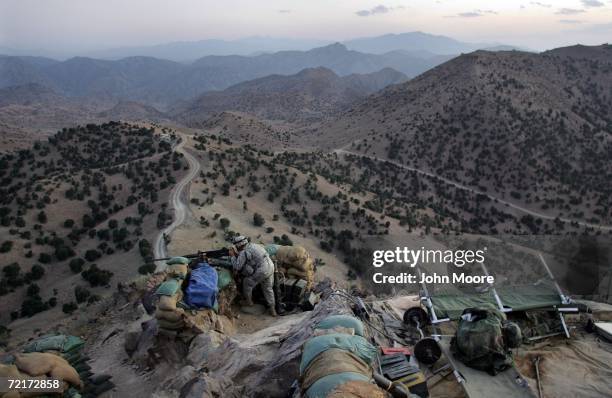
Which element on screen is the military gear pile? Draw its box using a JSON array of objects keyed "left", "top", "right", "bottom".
[
  {"left": 268, "top": 245, "right": 315, "bottom": 288},
  {"left": 451, "top": 306, "right": 521, "bottom": 375}
]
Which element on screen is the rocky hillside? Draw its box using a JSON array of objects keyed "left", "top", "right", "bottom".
[
  {"left": 0, "top": 84, "right": 171, "bottom": 147},
  {"left": 0, "top": 122, "right": 186, "bottom": 325},
  {"left": 313, "top": 45, "right": 612, "bottom": 231},
  {"left": 174, "top": 67, "right": 407, "bottom": 125}
]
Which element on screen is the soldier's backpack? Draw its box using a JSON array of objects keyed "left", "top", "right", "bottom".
[{"left": 451, "top": 306, "right": 521, "bottom": 375}]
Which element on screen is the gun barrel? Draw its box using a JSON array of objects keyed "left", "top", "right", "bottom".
[{"left": 152, "top": 248, "right": 229, "bottom": 262}]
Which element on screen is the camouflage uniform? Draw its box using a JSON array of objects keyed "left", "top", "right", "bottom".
[{"left": 231, "top": 242, "right": 276, "bottom": 309}]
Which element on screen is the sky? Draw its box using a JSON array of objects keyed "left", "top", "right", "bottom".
[{"left": 1, "top": 0, "right": 611, "bottom": 56}]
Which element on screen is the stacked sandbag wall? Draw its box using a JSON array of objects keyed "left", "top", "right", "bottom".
[
  {"left": 299, "top": 315, "right": 386, "bottom": 398},
  {"left": 155, "top": 257, "right": 189, "bottom": 333},
  {"left": 155, "top": 257, "right": 237, "bottom": 336},
  {"left": 1, "top": 334, "right": 114, "bottom": 398},
  {"left": 268, "top": 245, "right": 315, "bottom": 289}
]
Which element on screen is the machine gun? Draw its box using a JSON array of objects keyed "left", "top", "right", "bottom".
[{"left": 153, "top": 247, "right": 230, "bottom": 263}]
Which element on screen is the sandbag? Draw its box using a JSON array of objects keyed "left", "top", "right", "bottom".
[
  {"left": 156, "top": 308, "right": 184, "bottom": 323},
  {"left": 14, "top": 353, "right": 81, "bottom": 387},
  {"left": 216, "top": 268, "right": 234, "bottom": 290},
  {"left": 286, "top": 267, "right": 313, "bottom": 279},
  {"left": 313, "top": 327, "right": 355, "bottom": 337},
  {"left": 155, "top": 279, "right": 181, "bottom": 296},
  {"left": 276, "top": 246, "right": 309, "bottom": 268},
  {"left": 159, "top": 294, "right": 180, "bottom": 311},
  {"left": 166, "top": 256, "right": 189, "bottom": 265},
  {"left": 300, "top": 334, "right": 377, "bottom": 373},
  {"left": 328, "top": 380, "right": 386, "bottom": 398},
  {"left": 301, "top": 349, "right": 371, "bottom": 391},
  {"left": 158, "top": 318, "right": 185, "bottom": 330},
  {"left": 0, "top": 364, "right": 21, "bottom": 378},
  {"left": 316, "top": 316, "right": 365, "bottom": 338},
  {"left": 14, "top": 353, "right": 64, "bottom": 376},
  {"left": 49, "top": 362, "right": 81, "bottom": 387},
  {"left": 23, "top": 335, "right": 84, "bottom": 355},
  {"left": 265, "top": 244, "right": 280, "bottom": 256},
  {"left": 167, "top": 264, "right": 188, "bottom": 279},
  {"left": 306, "top": 372, "right": 370, "bottom": 398}
]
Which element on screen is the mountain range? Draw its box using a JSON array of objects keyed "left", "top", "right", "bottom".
[
  {"left": 313, "top": 44, "right": 612, "bottom": 228},
  {"left": 173, "top": 67, "right": 407, "bottom": 125},
  {"left": 0, "top": 44, "right": 451, "bottom": 109},
  {"left": 2, "top": 32, "right": 515, "bottom": 61},
  {"left": 343, "top": 32, "right": 521, "bottom": 55}
]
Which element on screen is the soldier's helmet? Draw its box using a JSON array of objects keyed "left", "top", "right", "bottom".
[{"left": 232, "top": 235, "right": 249, "bottom": 249}]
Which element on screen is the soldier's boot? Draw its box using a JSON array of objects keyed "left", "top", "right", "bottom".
[
  {"left": 268, "top": 307, "right": 278, "bottom": 317},
  {"left": 240, "top": 298, "right": 254, "bottom": 307}
]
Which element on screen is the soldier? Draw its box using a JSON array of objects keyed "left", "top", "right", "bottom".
[{"left": 229, "top": 235, "right": 277, "bottom": 316}]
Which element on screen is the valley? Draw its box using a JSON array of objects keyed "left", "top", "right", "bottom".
[{"left": 0, "top": 38, "right": 611, "bottom": 398}]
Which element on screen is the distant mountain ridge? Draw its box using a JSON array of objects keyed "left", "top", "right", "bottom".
[
  {"left": 343, "top": 32, "right": 496, "bottom": 55},
  {"left": 4, "top": 32, "right": 513, "bottom": 61},
  {"left": 173, "top": 66, "right": 408, "bottom": 125},
  {"left": 0, "top": 44, "right": 451, "bottom": 108}
]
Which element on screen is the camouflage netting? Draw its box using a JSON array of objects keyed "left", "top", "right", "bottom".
[{"left": 175, "top": 290, "right": 355, "bottom": 398}]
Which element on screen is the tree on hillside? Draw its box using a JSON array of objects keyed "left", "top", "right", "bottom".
[
  {"left": 253, "top": 213, "right": 265, "bottom": 227},
  {"left": 37, "top": 211, "right": 47, "bottom": 224},
  {"left": 219, "top": 218, "right": 230, "bottom": 230}
]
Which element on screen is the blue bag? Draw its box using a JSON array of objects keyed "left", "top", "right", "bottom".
[{"left": 184, "top": 262, "right": 218, "bottom": 309}]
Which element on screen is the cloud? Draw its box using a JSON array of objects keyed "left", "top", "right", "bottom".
[
  {"left": 530, "top": 1, "right": 552, "bottom": 7},
  {"left": 449, "top": 9, "right": 498, "bottom": 18},
  {"left": 278, "top": 9, "right": 291, "bottom": 14},
  {"left": 355, "top": 4, "right": 404, "bottom": 17},
  {"left": 555, "top": 8, "right": 586, "bottom": 14},
  {"left": 559, "top": 19, "right": 584, "bottom": 23},
  {"left": 581, "top": 0, "right": 604, "bottom": 7}
]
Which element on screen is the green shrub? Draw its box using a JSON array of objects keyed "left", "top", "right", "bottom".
[
  {"left": 253, "top": 213, "right": 265, "bottom": 227},
  {"left": 74, "top": 286, "right": 91, "bottom": 303},
  {"left": 138, "top": 263, "right": 156, "bottom": 275},
  {"left": 81, "top": 265, "right": 113, "bottom": 287},
  {"left": 38, "top": 253, "right": 52, "bottom": 264},
  {"left": 0, "top": 241, "right": 13, "bottom": 253},
  {"left": 26, "top": 265, "right": 45, "bottom": 281},
  {"left": 62, "top": 302, "right": 78, "bottom": 314},
  {"left": 69, "top": 258, "right": 85, "bottom": 273},
  {"left": 84, "top": 249, "right": 102, "bottom": 262}
]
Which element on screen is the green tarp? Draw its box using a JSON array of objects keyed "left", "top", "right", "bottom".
[
  {"left": 155, "top": 278, "right": 181, "bottom": 296},
  {"left": 265, "top": 244, "right": 279, "bottom": 256},
  {"left": 430, "top": 281, "right": 562, "bottom": 320},
  {"left": 216, "top": 268, "right": 233, "bottom": 290},
  {"left": 23, "top": 334, "right": 85, "bottom": 355},
  {"left": 167, "top": 256, "right": 190, "bottom": 265},
  {"left": 300, "top": 334, "right": 377, "bottom": 373}
]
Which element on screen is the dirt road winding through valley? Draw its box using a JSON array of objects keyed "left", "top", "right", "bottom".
[
  {"left": 335, "top": 149, "right": 612, "bottom": 231},
  {"left": 154, "top": 135, "right": 200, "bottom": 264}
]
